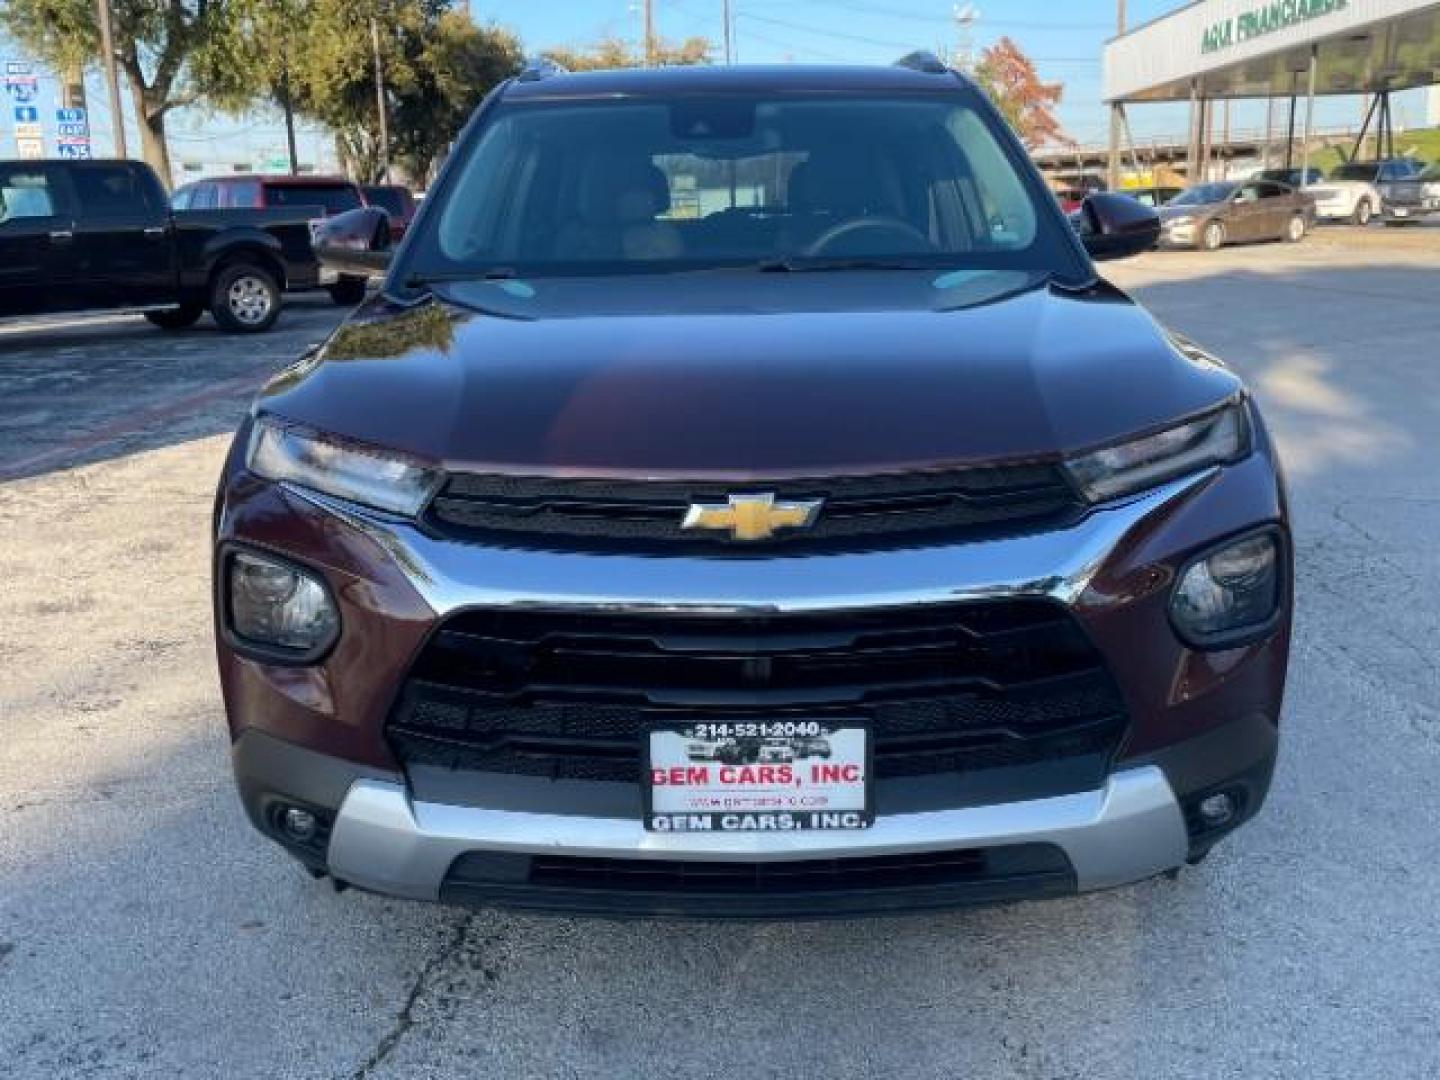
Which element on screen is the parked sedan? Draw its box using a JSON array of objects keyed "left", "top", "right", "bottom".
[
  {"left": 1159, "top": 180, "right": 1312, "bottom": 250},
  {"left": 1380, "top": 163, "right": 1440, "bottom": 224}
]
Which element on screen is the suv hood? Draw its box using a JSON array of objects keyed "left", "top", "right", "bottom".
[{"left": 258, "top": 271, "right": 1240, "bottom": 478}]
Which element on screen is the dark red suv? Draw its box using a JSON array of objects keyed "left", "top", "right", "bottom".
[
  {"left": 214, "top": 56, "right": 1290, "bottom": 918},
  {"left": 172, "top": 175, "right": 368, "bottom": 304}
]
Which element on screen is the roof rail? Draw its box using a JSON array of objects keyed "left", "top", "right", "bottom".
[
  {"left": 893, "top": 50, "right": 950, "bottom": 75},
  {"left": 517, "top": 56, "right": 568, "bottom": 82}
]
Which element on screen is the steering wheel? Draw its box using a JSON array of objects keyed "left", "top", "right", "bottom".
[{"left": 803, "top": 216, "right": 935, "bottom": 257}]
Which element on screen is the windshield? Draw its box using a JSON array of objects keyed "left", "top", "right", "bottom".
[
  {"left": 1329, "top": 164, "right": 1378, "bottom": 183},
  {"left": 1170, "top": 183, "right": 1235, "bottom": 206},
  {"left": 405, "top": 92, "right": 1081, "bottom": 279},
  {"left": 267, "top": 183, "right": 362, "bottom": 214}
]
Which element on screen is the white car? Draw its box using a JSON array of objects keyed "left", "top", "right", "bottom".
[{"left": 1305, "top": 160, "right": 1423, "bottom": 224}]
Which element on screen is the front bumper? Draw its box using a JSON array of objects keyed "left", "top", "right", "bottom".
[
  {"left": 217, "top": 442, "right": 1290, "bottom": 915},
  {"left": 234, "top": 709, "right": 1277, "bottom": 916}
]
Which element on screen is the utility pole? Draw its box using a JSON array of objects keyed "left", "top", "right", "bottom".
[
  {"left": 1106, "top": 0, "right": 1126, "bottom": 190},
  {"left": 643, "top": 0, "right": 656, "bottom": 67},
  {"left": 723, "top": 0, "right": 733, "bottom": 65},
  {"left": 96, "top": 0, "right": 126, "bottom": 157},
  {"left": 370, "top": 14, "right": 391, "bottom": 183},
  {"left": 953, "top": 5, "right": 979, "bottom": 73}
]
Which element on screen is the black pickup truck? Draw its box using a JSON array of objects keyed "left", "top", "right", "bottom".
[{"left": 0, "top": 158, "right": 320, "bottom": 332}]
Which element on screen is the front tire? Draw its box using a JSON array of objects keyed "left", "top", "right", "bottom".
[
  {"left": 144, "top": 305, "right": 204, "bottom": 331},
  {"left": 1351, "top": 199, "right": 1373, "bottom": 226},
  {"left": 1199, "top": 221, "right": 1225, "bottom": 251},
  {"left": 1285, "top": 214, "right": 1306, "bottom": 243},
  {"left": 210, "top": 263, "right": 281, "bottom": 334},
  {"left": 328, "top": 276, "right": 368, "bottom": 306}
]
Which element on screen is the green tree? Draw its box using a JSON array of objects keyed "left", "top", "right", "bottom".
[
  {"left": 542, "top": 35, "right": 711, "bottom": 72},
  {"left": 392, "top": 13, "right": 522, "bottom": 182},
  {"left": 1, "top": 0, "right": 257, "bottom": 183},
  {"left": 284, "top": 0, "right": 519, "bottom": 183},
  {"left": 973, "top": 37, "right": 1068, "bottom": 150}
]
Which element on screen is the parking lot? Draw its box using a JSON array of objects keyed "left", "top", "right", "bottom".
[{"left": 1, "top": 227, "right": 1438, "bottom": 1079}]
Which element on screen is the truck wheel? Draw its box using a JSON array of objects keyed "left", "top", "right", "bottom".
[
  {"left": 1284, "top": 214, "right": 1306, "bottom": 243},
  {"left": 1198, "top": 221, "right": 1225, "bottom": 251},
  {"left": 211, "top": 263, "right": 280, "bottom": 333},
  {"left": 1351, "top": 199, "right": 1373, "bottom": 226},
  {"left": 328, "top": 276, "right": 368, "bottom": 306},
  {"left": 144, "top": 305, "right": 204, "bottom": 331}
]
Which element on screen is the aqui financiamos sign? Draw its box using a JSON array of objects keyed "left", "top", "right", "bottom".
[{"left": 1201, "top": 0, "right": 1349, "bottom": 54}]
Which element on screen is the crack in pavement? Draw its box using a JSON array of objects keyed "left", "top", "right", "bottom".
[{"left": 348, "top": 912, "right": 477, "bottom": 1080}]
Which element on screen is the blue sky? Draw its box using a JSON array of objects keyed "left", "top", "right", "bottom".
[{"left": 482, "top": 0, "right": 1163, "bottom": 144}]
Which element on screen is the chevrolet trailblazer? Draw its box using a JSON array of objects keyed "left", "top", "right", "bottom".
[{"left": 214, "top": 55, "right": 1290, "bottom": 917}]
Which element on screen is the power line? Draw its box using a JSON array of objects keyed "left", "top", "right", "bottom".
[
  {"left": 732, "top": 10, "right": 1101, "bottom": 62},
  {"left": 776, "top": 0, "right": 1110, "bottom": 31}
]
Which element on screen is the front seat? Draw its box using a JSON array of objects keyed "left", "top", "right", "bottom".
[
  {"left": 558, "top": 157, "right": 683, "bottom": 261},
  {"left": 784, "top": 147, "right": 908, "bottom": 248}
]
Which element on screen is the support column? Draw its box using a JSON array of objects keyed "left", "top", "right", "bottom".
[
  {"left": 1300, "top": 47, "right": 1318, "bottom": 187},
  {"left": 1187, "top": 79, "right": 1201, "bottom": 182},
  {"left": 1262, "top": 94, "right": 1275, "bottom": 170},
  {"left": 1284, "top": 76, "right": 1298, "bottom": 170}
]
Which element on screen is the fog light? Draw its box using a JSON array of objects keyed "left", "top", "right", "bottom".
[
  {"left": 280, "top": 806, "right": 318, "bottom": 842},
  {"left": 1171, "top": 530, "right": 1280, "bottom": 646},
  {"left": 228, "top": 551, "right": 338, "bottom": 654},
  {"left": 1198, "top": 793, "right": 1235, "bottom": 827}
]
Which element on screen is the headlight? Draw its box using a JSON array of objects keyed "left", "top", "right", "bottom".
[
  {"left": 247, "top": 417, "right": 441, "bottom": 516},
  {"left": 1170, "top": 530, "right": 1282, "bottom": 646},
  {"left": 1063, "top": 401, "right": 1250, "bottom": 503},
  {"left": 227, "top": 550, "right": 339, "bottom": 655},
  {"left": 1167, "top": 215, "right": 1194, "bottom": 227}
]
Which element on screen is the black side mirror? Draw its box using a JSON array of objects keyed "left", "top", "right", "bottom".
[
  {"left": 314, "top": 206, "right": 392, "bottom": 277},
  {"left": 1076, "top": 193, "right": 1161, "bottom": 261}
]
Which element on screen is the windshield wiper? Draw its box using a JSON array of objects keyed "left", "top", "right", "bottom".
[
  {"left": 754, "top": 257, "right": 932, "bottom": 273},
  {"left": 403, "top": 267, "right": 519, "bottom": 289}
]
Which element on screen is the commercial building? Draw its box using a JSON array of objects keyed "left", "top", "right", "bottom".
[{"left": 1104, "top": 0, "right": 1440, "bottom": 181}]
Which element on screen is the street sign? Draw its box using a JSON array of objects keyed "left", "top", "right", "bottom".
[
  {"left": 17, "top": 137, "right": 44, "bottom": 159},
  {"left": 4, "top": 76, "right": 39, "bottom": 105}
]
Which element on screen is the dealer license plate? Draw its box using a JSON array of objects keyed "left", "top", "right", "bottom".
[{"left": 644, "top": 722, "right": 872, "bottom": 833}]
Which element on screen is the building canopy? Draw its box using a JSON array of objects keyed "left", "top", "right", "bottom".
[{"left": 1105, "top": 0, "right": 1440, "bottom": 102}]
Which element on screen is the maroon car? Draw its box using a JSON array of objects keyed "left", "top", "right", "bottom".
[
  {"left": 361, "top": 183, "right": 418, "bottom": 242},
  {"left": 214, "top": 55, "right": 1290, "bottom": 917},
  {"left": 172, "top": 175, "right": 369, "bottom": 304}
]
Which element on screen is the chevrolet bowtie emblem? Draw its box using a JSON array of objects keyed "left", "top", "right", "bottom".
[{"left": 682, "top": 493, "right": 824, "bottom": 542}]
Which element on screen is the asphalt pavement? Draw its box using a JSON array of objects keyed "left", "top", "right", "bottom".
[{"left": 1, "top": 234, "right": 1438, "bottom": 1079}]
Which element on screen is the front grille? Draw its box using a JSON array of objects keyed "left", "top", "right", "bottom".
[
  {"left": 386, "top": 601, "right": 1127, "bottom": 782},
  {"left": 426, "top": 465, "right": 1083, "bottom": 552}
]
